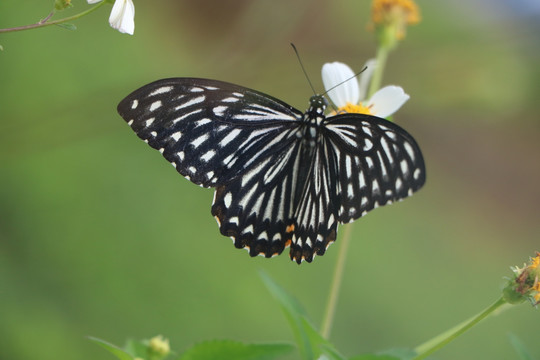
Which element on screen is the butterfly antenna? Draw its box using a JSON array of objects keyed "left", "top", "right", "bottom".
[
  {"left": 291, "top": 43, "right": 317, "bottom": 96},
  {"left": 320, "top": 66, "right": 368, "bottom": 97}
]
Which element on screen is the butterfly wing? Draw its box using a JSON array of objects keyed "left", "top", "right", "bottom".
[
  {"left": 323, "top": 114, "right": 426, "bottom": 224},
  {"left": 288, "top": 135, "right": 341, "bottom": 263},
  {"left": 211, "top": 133, "right": 305, "bottom": 259},
  {"left": 117, "top": 78, "right": 303, "bottom": 188}
]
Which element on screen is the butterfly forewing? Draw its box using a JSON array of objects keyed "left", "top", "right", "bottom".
[
  {"left": 117, "top": 78, "right": 303, "bottom": 188},
  {"left": 324, "top": 114, "right": 425, "bottom": 224}
]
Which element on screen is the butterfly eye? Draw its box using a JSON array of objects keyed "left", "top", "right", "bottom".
[{"left": 118, "top": 77, "right": 425, "bottom": 263}]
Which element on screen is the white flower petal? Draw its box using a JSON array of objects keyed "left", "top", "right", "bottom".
[
  {"left": 109, "top": 0, "right": 135, "bottom": 35},
  {"left": 357, "top": 59, "right": 377, "bottom": 101},
  {"left": 87, "top": 0, "right": 102, "bottom": 3},
  {"left": 367, "top": 86, "right": 409, "bottom": 118},
  {"left": 321, "top": 62, "right": 359, "bottom": 107}
]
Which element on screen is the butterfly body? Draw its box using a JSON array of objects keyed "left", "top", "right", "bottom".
[{"left": 118, "top": 78, "right": 425, "bottom": 264}]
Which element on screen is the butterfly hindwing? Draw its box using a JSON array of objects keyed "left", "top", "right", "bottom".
[
  {"left": 288, "top": 136, "right": 341, "bottom": 263},
  {"left": 117, "top": 78, "right": 303, "bottom": 188},
  {"left": 211, "top": 134, "right": 303, "bottom": 259},
  {"left": 324, "top": 114, "right": 426, "bottom": 224}
]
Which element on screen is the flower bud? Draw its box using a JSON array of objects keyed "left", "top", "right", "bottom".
[
  {"left": 503, "top": 252, "right": 540, "bottom": 306},
  {"left": 370, "top": 0, "right": 420, "bottom": 48},
  {"left": 148, "top": 335, "right": 170, "bottom": 359},
  {"left": 54, "top": 0, "right": 72, "bottom": 10}
]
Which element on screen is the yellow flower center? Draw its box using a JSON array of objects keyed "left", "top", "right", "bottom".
[
  {"left": 371, "top": 0, "right": 421, "bottom": 39},
  {"left": 335, "top": 102, "right": 373, "bottom": 115}
]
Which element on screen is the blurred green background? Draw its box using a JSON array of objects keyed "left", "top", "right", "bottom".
[{"left": 1, "top": 1, "right": 539, "bottom": 359}]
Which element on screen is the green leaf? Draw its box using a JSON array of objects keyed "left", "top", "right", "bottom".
[
  {"left": 348, "top": 355, "right": 399, "bottom": 360},
  {"left": 377, "top": 348, "right": 417, "bottom": 360},
  {"left": 259, "top": 271, "right": 313, "bottom": 359},
  {"left": 259, "top": 271, "right": 345, "bottom": 360},
  {"left": 124, "top": 338, "right": 150, "bottom": 359},
  {"left": 88, "top": 336, "right": 134, "bottom": 360},
  {"left": 178, "top": 340, "right": 294, "bottom": 360},
  {"left": 56, "top": 22, "right": 77, "bottom": 30},
  {"left": 300, "top": 318, "right": 345, "bottom": 360},
  {"left": 508, "top": 333, "right": 534, "bottom": 360},
  {"left": 349, "top": 348, "right": 416, "bottom": 360}
]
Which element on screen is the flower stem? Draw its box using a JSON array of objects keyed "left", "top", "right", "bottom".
[
  {"left": 412, "top": 297, "right": 508, "bottom": 360},
  {"left": 320, "top": 223, "right": 354, "bottom": 339},
  {"left": 367, "top": 45, "right": 389, "bottom": 99},
  {"left": 0, "top": 2, "right": 107, "bottom": 33}
]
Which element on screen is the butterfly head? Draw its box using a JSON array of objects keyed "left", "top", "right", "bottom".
[{"left": 308, "top": 95, "right": 328, "bottom": 114}]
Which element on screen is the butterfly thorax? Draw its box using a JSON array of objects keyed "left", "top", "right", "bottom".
[{"left": 300, "top": 95, "right": 328, "bottom": 147}]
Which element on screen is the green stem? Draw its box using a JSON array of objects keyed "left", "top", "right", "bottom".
[
  {"left": 0, "top": 2, "right": 107, "bottom": 33},
  {"left": 412, "top": 297, "right": 508, "bottom": 360},
  {"left": 320, "top": 223, "right": 354, "bottom": 339},
  {"left": 367, "top": 45, "right": 389, "bottom": 99}
]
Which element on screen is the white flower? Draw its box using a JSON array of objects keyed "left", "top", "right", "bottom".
[
  {"left": 321, "top": 61, "right": 409, "bottom": 118},
  {"left": 88, "top": 0, "right": 135, "bottom": 35}
]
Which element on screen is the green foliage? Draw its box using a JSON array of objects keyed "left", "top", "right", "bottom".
[
  {"left": 259, "top": 270, "right": 345, "bottom": 360},
  {"left": 349, "top": 347, "right": 417, "bottom": 360},
  {"left": 178, "top": 341, "right": 294, "bottom": 360},
  {"left": 349, "top": 355, "right": 399, "bottom": 360},
  {"left": 88, "top": 337, "right": 135, "bottom": 360},
  {"left": 508, "top": 333, "right": 535, "bottom": 360},
  {"left": 55, "top": 22, "right": 77, "bottom": 30}
]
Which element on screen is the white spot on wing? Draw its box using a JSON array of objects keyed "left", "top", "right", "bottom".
[
  {"left": 149, "top": 100, "right": 162, "bottom": 112},
  {"left": 175, "top": 95, "right": 205, "bottom": 111},
  {"left": 171, "top": 131, "right": 182, "bottom": 141},
  {"left": 195, "top": 118, "right": 212, "bottom": 127},
  {"left": 363, "top": 138, "right": 373, "bottom": 151},
  {"left": 219, "top": 128, "right": 242, "bottom": 148},
  {"left": 347, "top": 183, "right": 354, "bottom": 199},
  {"left": 145, "top": 118, "right": 155, "bottom": 127},
  {"left": 365, "top": 156, "right": 374, "bottom": 169},
  {"left": 150, "top": 86, "right": 173, "bottom": 96},
  {"left": 191, "top": 133, "right": 209, "bottom": 148},
  {"left": 400, "top": 159, "right": 409, "bottom": 175},
  {"left": 213, "top": 106, "right": 228, "bottom": 116},
  {"left": 131, "top": 100, "right": 138, "bottom": 109},
  {"left": 242, "top": 225, "right": 254, "bottom": 234},
  {"left": 201, "top": 150, "right": 216, "bottom": 162},
  {"left": 404, "top": 142, "right": 415, "bottom": 161},
  {"left": 224, "top": 192, "right": 232, "bottom": 208}
]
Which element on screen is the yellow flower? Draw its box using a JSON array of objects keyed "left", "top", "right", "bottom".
[
  {"left": 504, "top": 252, "right": 540, "bottom": 306},
  {"left": 370, "top": 0, "right": 420, "bottom": 47}
]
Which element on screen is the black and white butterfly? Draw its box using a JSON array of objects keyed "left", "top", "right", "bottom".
[{"left": 118, "top": 78, "right": 425, "bottom": 264}]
